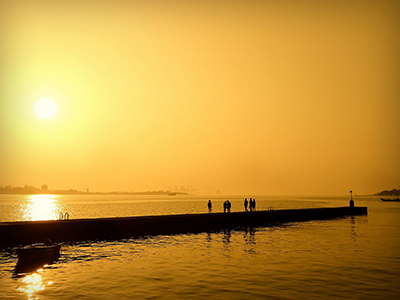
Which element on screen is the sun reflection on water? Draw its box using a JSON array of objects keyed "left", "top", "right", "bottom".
[
  {"left": 16, "top": 269, "right": 54, "bottom": 300},
  {"left": 23, "top": 195, "right": 60, "bottom": 221}
]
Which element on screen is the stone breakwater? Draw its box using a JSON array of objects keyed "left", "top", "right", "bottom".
[{"left": 0, "top": 206, "right": 367, "bottom": 249}]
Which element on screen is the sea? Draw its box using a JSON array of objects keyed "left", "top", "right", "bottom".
[{"left": 0, "top": 194, "right": 399, "bottom": 300}]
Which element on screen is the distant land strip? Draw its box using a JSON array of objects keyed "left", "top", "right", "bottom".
[
  {"left": 374, "top": 189, "right": 400, "bottom": 196},
  {"left": 1, "top": 185, "right": 399, "bottom": 196},
  {"left": 0, "top": 185, "right": 188, "bottom": 196}
]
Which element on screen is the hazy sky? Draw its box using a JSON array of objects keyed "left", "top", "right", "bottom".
[{"left": 1, "top": 0, "right": 399, "bottom": 195}]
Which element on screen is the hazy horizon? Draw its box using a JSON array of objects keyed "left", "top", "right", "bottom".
[
  {"left": 0, "top": 183, "right": 396, "bottom": 197},
  {"left": 1, "top": 0, "right": 399, "bottom": 195}
]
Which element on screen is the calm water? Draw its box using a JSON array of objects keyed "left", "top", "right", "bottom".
[{"left": 1, "top": 194, "right": 399, "bottom": 299}]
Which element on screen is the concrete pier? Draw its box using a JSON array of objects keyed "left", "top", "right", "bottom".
[{"left": 0, "top": 206, "right": 367, "bottom": 249}]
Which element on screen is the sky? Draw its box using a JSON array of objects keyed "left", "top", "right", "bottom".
[{"left": 1, "top": 0, "right": 399, "bottom": 195}]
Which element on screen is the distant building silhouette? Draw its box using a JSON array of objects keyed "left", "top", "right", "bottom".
[{"left": 41, "top": 185, "right": 48, "bottom": 192}]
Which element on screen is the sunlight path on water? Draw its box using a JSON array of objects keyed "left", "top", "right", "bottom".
[{"left": 22, "top": 195, "right": 61, "bottom": 221}]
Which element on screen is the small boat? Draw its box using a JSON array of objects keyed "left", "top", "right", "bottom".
[
  {"left": 380, "top": 198, "right": 400, "bottom": 202},
  {"left": 14, "top": 243, "right": 61, "bottom": 263}
]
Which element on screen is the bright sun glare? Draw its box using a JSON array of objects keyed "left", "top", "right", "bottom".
[
  {"left": 25, "top": 195, "right": 58, "bottom": 221},
  {"left": 33, "top": 98, "right": 58, "bottom": 119}
]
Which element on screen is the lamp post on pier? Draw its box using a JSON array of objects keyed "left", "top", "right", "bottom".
[{"left": 349, "top": 190, "right": 354, "bottom": 207}]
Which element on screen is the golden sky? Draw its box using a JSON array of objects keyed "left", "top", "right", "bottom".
[{"left": 1, "top": 0, "right": 399, "bottom": 195}]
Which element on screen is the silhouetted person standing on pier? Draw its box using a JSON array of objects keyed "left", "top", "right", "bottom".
[
  {"left": 223, "top": 201, "right": 227, "bottom": 213},
  {"left": 226, "top": 200, "right": 231, "bottom": 212},
  {"left": 249, "top": 198, "right": 253, "bottom": 211},
  {"left": 208, "top": 200, "right": 212, "bottom": 212},
  {"left": 244, "top": 198, "right": 248, "bottom": 212}
]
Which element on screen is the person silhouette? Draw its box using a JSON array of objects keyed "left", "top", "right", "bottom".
[
  {"left": 244, "top": 198, "right": 248, "bottom": 212},
  {"left": 208, "top": 200, "right": 212, "bottom": 212},
  {"left": 223, "top": 200, "right": 227, "bottom": 213},
  {"left": 226, "top": 200, "right": 231, "bottom": 213}
]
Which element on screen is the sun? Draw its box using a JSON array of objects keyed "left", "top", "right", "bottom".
[{"left": 33, "top": 98, "right": 58, "bottom": 119}]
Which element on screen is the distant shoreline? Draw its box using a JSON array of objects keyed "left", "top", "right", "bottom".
[
  {"left": 1, "top": 186, "right": 398, "bottom": 196},
  {"left": 0, "top": 183, "right": 194, "bottom": 196},
  {"left": 374, "top": 188, "right": 400, "bottom": 196},
  {"left": 0, "top": 188, "right": 188, "bottom": 196}
]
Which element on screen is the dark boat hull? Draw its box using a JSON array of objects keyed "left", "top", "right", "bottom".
[
  {"left": 14, "top": 243, "right": 61, "bottom": 262},
  {"left": 380, "top": 198, "right": 400, "bottom": 202}
]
